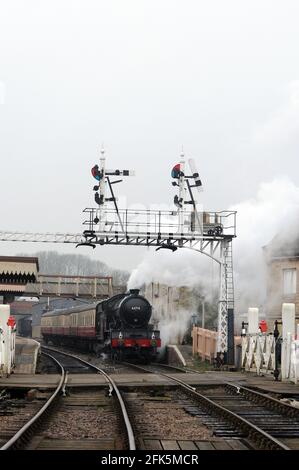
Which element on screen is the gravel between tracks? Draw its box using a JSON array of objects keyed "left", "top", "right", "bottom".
[
  {"left": 43, "top": 408, "right": 117, "bottom": 439},
  {"left": 42, "top": 390, "right": 120, "bottom": 441},
  {"left": 127, "top": 390, "right": 213, "bottom": 441}
]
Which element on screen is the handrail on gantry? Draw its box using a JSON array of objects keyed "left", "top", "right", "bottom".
[{"left": 82, "top": 207, "right": 237, "bottom": 238}]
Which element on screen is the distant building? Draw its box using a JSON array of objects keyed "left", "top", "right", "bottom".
[
  {"left": 144, "top": 283, "right": 192, "bottom": 318},
  {"left": 10, "top": 299, "right": 38, "bottom": 336},
  {"left": 144, "top": 283, "right": 195, "bottom": 344},
  {"left": 264, "top": 234, "right": 299, "bottom": 325}
]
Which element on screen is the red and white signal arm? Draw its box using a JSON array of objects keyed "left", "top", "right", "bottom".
[
  {"left": 91, "top": 165, "right": 102, "bottom": 181},
  {"left": 171, "top": 163, "right": 181, "bottom": 179}
]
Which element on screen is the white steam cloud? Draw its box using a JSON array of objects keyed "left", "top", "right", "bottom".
[
  {"left": 128, "top": 177, "right": 299, "bottom": 340},
  {"left": 232, "top": 177, "right": 299, "bottom": 312},
  {"left": 128, "top": 82, "right": 299, "bottom": 343},
  {"left": 128, "top": 249, "right": 217, "bottom": 295},
  {"left": 158, "top": 309, "right": 191, "bottom": 349}
]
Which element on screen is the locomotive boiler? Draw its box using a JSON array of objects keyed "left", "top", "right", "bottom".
[{"left": 41, "top": 289, "right": 161, "bottom": 361}]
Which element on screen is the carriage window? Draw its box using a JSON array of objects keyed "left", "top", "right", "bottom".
[{"left": 283, "top": 268, "right": 297, "bottom": 295}]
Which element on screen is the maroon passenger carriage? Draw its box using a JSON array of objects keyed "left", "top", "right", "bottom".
[{"left": 41, "top": 289, "right": 161, "bottom": 361}]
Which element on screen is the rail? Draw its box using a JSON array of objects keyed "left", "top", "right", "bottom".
[
  {"left": 0, "top": 352, "right": 65, "bottom": 450},
  {"left": 42, "top": 346, "right": 136, "bottom": 450},
  {"left": 123, "top": 362, "right": 290, "bottom": 450}
]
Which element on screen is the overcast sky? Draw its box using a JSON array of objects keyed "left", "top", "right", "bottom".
[{"left": 0, "top": 1, "right": 299, "bottom": 270}]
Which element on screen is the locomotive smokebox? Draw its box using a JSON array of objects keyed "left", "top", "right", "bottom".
[
  {"left": 119, "top": 293, "right": 151, "bottom": 328},
  {"left": 129, "top": 289, "right": 140, "bottom": 295}
]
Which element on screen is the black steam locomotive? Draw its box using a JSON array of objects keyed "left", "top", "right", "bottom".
[{"left": 41, "top": 289, "right": 161, "bottom": 361}]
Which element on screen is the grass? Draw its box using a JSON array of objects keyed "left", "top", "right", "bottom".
[{"left": 187, "top": 355, "right": 214, "bottom": 372}]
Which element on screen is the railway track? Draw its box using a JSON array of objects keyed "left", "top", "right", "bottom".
[
  {"left": 0, "top": 348, "right": 135, "bottom": 450},
  {"left": 6, "top": 343, "right": 297, "bottom": 451},
  {"left": 0, "top": 352, "right": 64, "bottom": 450},
  {"left": 123, "top": 362, "right": 299, "bottom": 450}
]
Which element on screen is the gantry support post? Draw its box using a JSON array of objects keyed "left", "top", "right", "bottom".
[{"left": 217, "top": 238, "right": 235, "bottom": 364}]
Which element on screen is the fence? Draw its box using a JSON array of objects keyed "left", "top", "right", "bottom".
[
  {"left": 25, "top": 274, "right": 113, "bottom": 299},
  {"left": 241, "top": 304, "right": 299, "bottom": 382},
  {"left": 241, "top": 333, "right": 276, "bottom": 376},
  {"left": 281, "top": 331, "right": 299, "bottom": 384},
  {"left": 192, "top": 327, "right": 217, "bottom": 362}
]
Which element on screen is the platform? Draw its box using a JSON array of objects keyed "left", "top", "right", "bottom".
[
  {"left": 0, "top": 370, "right": 298, "bottom": 394},
  {"left": 14, "top": 337, "right": 40, "bottom": 374},
  {"left": 0, "top": 371, "right": 246, "bottom": 389}
]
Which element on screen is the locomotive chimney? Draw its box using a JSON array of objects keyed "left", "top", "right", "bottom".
[{"left": 129, "top": 289, "right": 140, "bottom": 295}]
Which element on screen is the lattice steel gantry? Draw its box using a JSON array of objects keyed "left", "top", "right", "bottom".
[
  {"left": 83, "top": 148, "right": 237, "bottom": 360},
  {"left": 0, "top": 148, "right": 237, "bottom": 360}
]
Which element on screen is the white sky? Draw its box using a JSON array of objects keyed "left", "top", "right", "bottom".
[{"left": 0, "top": 1, "right": 299, "bottom": 270}]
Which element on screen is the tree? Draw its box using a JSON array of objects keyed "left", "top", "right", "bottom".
[{"left": 18, "top": 251, "right": 130, "bottom": 286}]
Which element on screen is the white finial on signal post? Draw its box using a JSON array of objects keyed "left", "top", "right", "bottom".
[
  {"left": 178, "top": 147, "right": 186, "bottom": 234},
  {"left": 180, "top": 145, "right": 184, "bottom": 158},
  {"left": 99, "top": 145, "right": 106, "bottom": 233}
]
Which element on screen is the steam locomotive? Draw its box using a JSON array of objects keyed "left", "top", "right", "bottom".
[{"left": 41, "top": 289, "right": 161, "bottom": 361}]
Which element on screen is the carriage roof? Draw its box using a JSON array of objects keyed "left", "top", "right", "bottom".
[{"left": 42, "top": 302, "right": 99, "bottom": 317}]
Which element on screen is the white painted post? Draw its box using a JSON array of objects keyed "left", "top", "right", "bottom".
[
  {"left": 248, "top": 307, "right": 259, "bottom": 334},
  {"left": 295, "top": 340, "right": 299, "bottom": 384},
  {"left": 0, "top": 325, "right": 3, "bottom": 375},
  {"left": 290, "top": 339, "right": 298, "bottom": 384},
  {"left": 0, "top": 305, "right": 11, "bottom": 377},
  {"left": 281, "top": 303, "right": 295, "bottom": 381},
  {"left": 282, "top": 303, "right": 295, "bottom": 338},
  {"left": 6, "top": 326, "right": 11, "bottom": 375}
]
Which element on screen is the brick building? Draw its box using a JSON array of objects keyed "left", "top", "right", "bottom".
[{"left": 264, "top": 234, "right": 299, "bottom": 325}]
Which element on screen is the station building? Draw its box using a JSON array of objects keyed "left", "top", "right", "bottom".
[
  {"left": 264, "top": 234, "right": 299, "bottom": 325},
  {"left": 0, "top": 256, "right": 39, "bottom": 304}
]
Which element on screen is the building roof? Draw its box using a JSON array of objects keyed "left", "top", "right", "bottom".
[
  {"left": 0, "top": 256, "right": 39, "bottom": 272},
  {"left": 10, "top": 300, "right": 37, "bottom": 315},
  {"left": 0, "top": 257, "right": 39, "bottom": 288},
  {"left": 264, "top": 233, "right": 299, "bottom": 259},
  {"left": 0, "top": 284, "right": 27, "bottom": 293}
]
